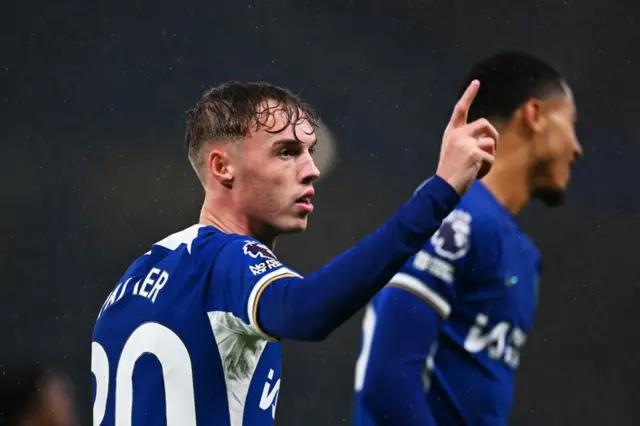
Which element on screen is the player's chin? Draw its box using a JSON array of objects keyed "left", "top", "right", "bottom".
[
  {"left": 279, "top": 215, "right": 310, "bottom": 234},
  {"left": 534, "top": 186, "right": 566, "bottom": 207}
]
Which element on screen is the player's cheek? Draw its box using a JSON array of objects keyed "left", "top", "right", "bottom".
[
  {"left": 269, "top": 187, "right": 290, "bottom": 217},
  {"left": 250, "top": 187, "right": 277, "bottom": 219}
]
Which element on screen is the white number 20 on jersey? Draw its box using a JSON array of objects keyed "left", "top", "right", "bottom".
[{"left": 91, "top": 322, "right": 197, "bottom": 426}]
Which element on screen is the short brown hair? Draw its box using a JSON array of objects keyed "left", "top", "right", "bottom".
[{"left": 185, "top": 81, "right": 320, "bottom": 181}]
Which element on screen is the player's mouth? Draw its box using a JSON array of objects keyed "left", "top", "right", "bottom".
[{"left": 295, "top": 190, "right": 315, "bottom": 213}]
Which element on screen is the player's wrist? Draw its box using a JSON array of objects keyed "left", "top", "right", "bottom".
[
  {"left": 416, "top": 174, "right": 461, "bottom": 210},
  {"left": 434, "top": 169, "right": 467, "bottom": 196}
]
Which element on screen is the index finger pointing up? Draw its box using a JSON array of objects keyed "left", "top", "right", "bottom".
[{"left": 447, "top": 80, "right": 480, "bottom": 130}]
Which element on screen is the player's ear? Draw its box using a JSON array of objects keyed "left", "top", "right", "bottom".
[
  {"left": 208, "top": 148, "right": 235, "bottom": 189},
  {"left": 521, "top": 99, "right": 546, "bottom": 134}
]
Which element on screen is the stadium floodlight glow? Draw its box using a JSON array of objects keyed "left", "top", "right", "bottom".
[{"left": 313, "top": 123, "right": 337, "bottom": 182}]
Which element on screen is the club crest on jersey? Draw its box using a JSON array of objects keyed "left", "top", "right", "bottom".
[
  {"left": 430, "top": 210, "right": 472, "bottom": 261},
  {"left": 243, "top": 240, "right": 277, "bottom": 260}
]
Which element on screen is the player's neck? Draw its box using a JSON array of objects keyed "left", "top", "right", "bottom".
[
  {"left": 199, "top": 192, "right": 279, "bottom": 250},
  {"left": 479, "top": 128, "right": 535, "bottom": 215},
  {"left": 481, "top": 171, "right": 529, "bottom": 215},
  {"left": 480, "top": 153, "right": 532, "bottom": 215}
]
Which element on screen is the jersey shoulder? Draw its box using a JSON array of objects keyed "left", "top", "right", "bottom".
[
  {"left": 95, "top": 225, "right": 228, "bottom": 319},
  {"left": 456, "top": 182, "right": 503, "bottom": 226},
  {"left": 132, "top": 224, "right": 231, "bottom": 273},
  {"left": 211, "top": 234, "right": 282, "bottom": 274},
  {"left": 146, "top": 225, "right": 282, "bottom": 276},
  {"left": 428, "top": 183, "right": 503, "bottom": 267},
  {"left": 205, "top": 231, "right": 300, "bottom": 339},
  {"left": 385, "top": 184, "right": 503, "bottom": 316},
  {"left": 209, "top": 232, "right": 297, "bottom": 286}
]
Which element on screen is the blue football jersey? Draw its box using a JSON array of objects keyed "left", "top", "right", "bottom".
[
  {"left": 353, "top": 181, "right": 542, "bottom": 426},
  {"left": 91, "top": 225, "right": 299, "bottom": 426}
]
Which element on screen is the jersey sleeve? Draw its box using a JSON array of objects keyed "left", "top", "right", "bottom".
[
  {"left": 208, "top": 237, "right": 301, "bottom": 340},
  {"left": 204, "top": 176, "right": 462, "bottom": 342},
  {"left": 356, "top": 287, "right": 441, "bottom": 425},
  {"left": 388, "top": 208, "right": 498, "bottom": 318}
]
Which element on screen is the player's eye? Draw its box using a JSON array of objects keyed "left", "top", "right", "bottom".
[
  {"left": 278, "top": 148, "right": 295, "bottom": 158},
  {"left": 308, "top": 145, "right": 317, "bottom": 156}
]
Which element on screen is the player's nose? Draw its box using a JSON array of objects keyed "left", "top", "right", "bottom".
[
  {"left": 573, "top": 138, "right": 584, "bottom": 160},
  {"left": 300, "top": 156, "right": 320, "bottom": 184}
]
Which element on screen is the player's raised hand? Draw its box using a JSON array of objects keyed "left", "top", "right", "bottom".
[{"left": 436, "top": 80, "right": 499, "bottom": 195}]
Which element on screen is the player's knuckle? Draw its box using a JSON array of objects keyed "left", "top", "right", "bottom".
[{"left": 477, "top": 118, "right": 491, "bottom": 128}]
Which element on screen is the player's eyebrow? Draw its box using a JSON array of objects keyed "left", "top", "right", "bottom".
[{"left": 271, "top": 138, "right": 318, "bottom": 149}]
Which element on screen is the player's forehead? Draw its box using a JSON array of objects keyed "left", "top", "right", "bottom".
[{"left": 253, "top": 99, "right": 316, "bottom": 144}]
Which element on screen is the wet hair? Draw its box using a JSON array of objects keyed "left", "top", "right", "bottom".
[{"left": 184, "top": 81, "right": 320, "bottom": 181}]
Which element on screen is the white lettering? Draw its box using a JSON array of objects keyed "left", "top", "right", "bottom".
[
  {"left": 133, "top": 279, "right": 140, "bottom": 294},
  {"left": 259, "top": 369, "right": 280, "bottom": 419},
  {"left": 138, "top": 268, "right": 160, "bottom": 297},
  {"left": 463, "top": 314, "right": 527, "bottom": 369},
  {"left": 116, "top": 278, "right": 131, "bottom": 302},
  {"left": 134, "top": 269, "right": 169, "bottom": 303},
  {"left": 98, "top": 282, "right": 122, "bottom": 318},
  {"left": 250, "top": 259, "right": 282, "bottom": 276},
  {"left": 412, "top": 251, "right": 454, "bottom": 283},
  {"left": 147, "top": 271, "right": 169, "bottom": 303}
]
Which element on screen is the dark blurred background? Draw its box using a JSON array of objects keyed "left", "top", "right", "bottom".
[{"left": 2, "top": 0, "right": 639, "bottom": 425}]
